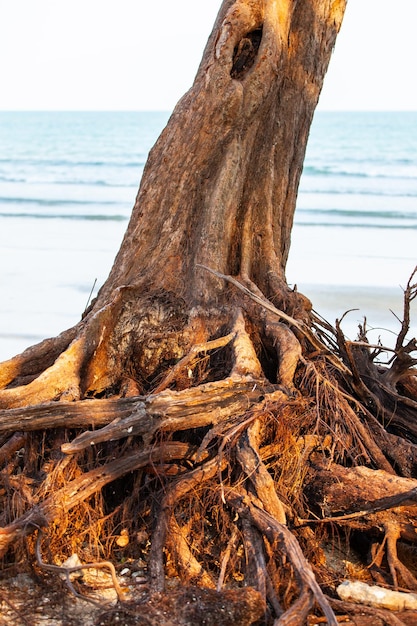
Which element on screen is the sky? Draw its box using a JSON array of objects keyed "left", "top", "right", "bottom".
[{"left": 0, "top": 0, "right": 416, "bottom": 112}]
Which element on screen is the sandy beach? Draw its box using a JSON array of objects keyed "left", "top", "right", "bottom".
[
  {"left": 1, "top": 219, "right": 416, "bottom": 362},
  {"left": 286, "top": 224, "right": 417, "bottom": 349}
]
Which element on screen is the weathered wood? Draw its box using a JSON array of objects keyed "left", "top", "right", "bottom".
[
  {"left": 241, "top": 519, "right": 278, "bottom": 613},
  {"left": 226, "top": 487, "right": 338, "bottom": 626},
  {"left": 237, "top": 419, "right": 287, "bottom": 523},
  {"left": 0, "top": 396, "right": 142, "bottom": 434},
  {"left": 276, "top": 591, "right": 314, "bottom": 626},
  {"left": 148, "top": 455, "right": 227, "bottom": 592},
  {"left": 306, "top": 461, "right": 417, "bottom": 542},
  {"left": 61, "top": 378, "right": 272, "bottom": 453},
  {"left": 330, "top": 598, "right": 414, "bottom": 626},
  {"left": 0, "top": 378, "right": 272, "bottom": 453},
  {"left": 0, "top": 431, "right": 26, "bottom": 464}
]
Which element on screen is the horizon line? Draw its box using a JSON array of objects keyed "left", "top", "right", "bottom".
[{"left": 1, "top": 108, "right": 417, "bottom": 114}]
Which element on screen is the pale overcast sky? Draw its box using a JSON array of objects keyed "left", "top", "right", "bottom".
[{"left": 1, "top": 0, "right": 416, "bottom": 112}]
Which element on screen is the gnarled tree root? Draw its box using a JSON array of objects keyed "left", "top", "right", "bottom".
[
  {"left": 225, "top": 487, "right": 338, "bottom": 625},
  {"left": 0, "top": 273, "right": 416, "bottom": 624},
  {"left": 305, "top": 461, "right": 417, "bottom": 591}
]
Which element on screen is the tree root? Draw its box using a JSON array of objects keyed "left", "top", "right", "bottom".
[
  {"left": 237, "top": 419, "right": 287, "bottom": 524},
  {"left": 199, "top": 266, "right": 351, "bottom": 376},
  {"left": 152, "top": 331, "right": 236, "bottom": 394},
  {"left": 225, "top": 487, "right": 338, "bottom": 625},
  {"left": 0, "top": 326, "right": 77, "bottom": 389},
  {"left": 305, "top": 461, "right": 417, "bottom": 592},
  {"left": 35, "top": 530, "right": 126, "bottom": 605},
  {"left": 0, "top": 431, "right": 26, "bottom": 464},
  {"left": 0, "top": 337, "right": 86, "bottom": 409},
  {"left": 241, "top": 519, "right": 283, "bottom": 619},
  {"left": 329, "top": 598, "right": 409, "bottom": 626},
  {"left": 375, "top": 524, "right": 417, "bottom": 591},
  {"left": 167, "top": 515, "right": 216, "bottom": 589},
  {"left": 148, "top": 455, "right": 227, "bottom": 592},
  {"left": 0, "top": 272, "right": 416, "bottom": 624},
  {"left": 275, "top": 591, "right": 313, "bottom": 626},
  {"left": 333, "top": 266, "right": 417, "bottom": 446},
  {"left": 0, "top": 441, "right": 194, "bottom": 557}
]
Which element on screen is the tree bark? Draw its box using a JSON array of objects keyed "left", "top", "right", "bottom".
[{"left": 0, "top": 0, "right": 346, "bottom": 404}]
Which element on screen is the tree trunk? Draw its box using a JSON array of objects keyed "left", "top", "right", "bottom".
[
  {"left": 1, "top": 1, "right": 417, "bottom": 624},
  {"left": 0, "top": 0, "right": 345, "bottom": 405}
]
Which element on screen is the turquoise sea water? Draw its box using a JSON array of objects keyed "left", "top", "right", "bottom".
[{"left": 0, "top": 111, "right": 416, "bottom": 359}]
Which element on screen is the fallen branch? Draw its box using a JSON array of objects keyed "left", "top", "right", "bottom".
[{"left": 62, "top": 378, "right": 270, "bottom": 453}]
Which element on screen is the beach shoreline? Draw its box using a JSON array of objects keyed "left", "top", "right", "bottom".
[
  {"left": 1, "top": 282, "right": 414, "bottom": 362},
  {"left": 1, "top": 111, "right": 416, "bottom": 362}
]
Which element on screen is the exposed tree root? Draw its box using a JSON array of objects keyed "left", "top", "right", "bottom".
[
  {"left": 0, "top": 326, "right": 77, "bottom": 389},
  {"left": 0, "top": 337, "right": 86, "bottom": 408},
  {"left": 9, "top": 1, "right": 416, "bottom": 621},
  {"left": 0, "top": 441, "right": 195, "bottom": 557},
  {"left": 225, "top": 487, "right": 338, "bottom": 625},
  {"left": 149, "top": 455, "right": 226, "bottom": 592},
  {"left": 35, "top": 529, "right": 126, "bottom": 605},
  {"left": 329, "top": 598, "right": 412, "bottom": 626},
  {"left": 0, "top": 271, "right": 416, "bottom": 625},
  {"left": 236, "top": 420, "right": 287, "bottom": 524},
  {"left": 382, "top": 523, "right": 417, "bottom": 591},
  {"left": 0, "top": 276, "right": 417, "bottom": 625}
]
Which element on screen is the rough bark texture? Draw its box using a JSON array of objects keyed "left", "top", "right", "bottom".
[
  {"left": 0, "top": 0, "right": 345, "bottom": 406},
  {"left": 1, "top": 1, "right": 417, "bottom": 625}
]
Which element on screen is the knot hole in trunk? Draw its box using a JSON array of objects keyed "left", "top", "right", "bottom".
[{"left": 230, "top": 27, "right": 263, "bottom": 80}]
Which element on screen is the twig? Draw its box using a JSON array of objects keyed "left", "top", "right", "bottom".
[
  {"left": 217, "top": 527, "right": 239, "bottom": 591},
  {"left": 345, "top": 340, "right": 396, "bottom": 353},
  {"left": 84, "top": 278, "right": 97, "bottom": 312},
  {"left": 0, "top": 591, "right": 32, "bottom": 626},
  {"left": 35, "top": 530, "right": 125, "bottom": 605},
  {"left": 396, "top": 266, "right": 417, "bottom": 352}
]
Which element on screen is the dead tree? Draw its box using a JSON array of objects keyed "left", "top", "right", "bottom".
[{"left": 1, "top": 1, "right": 417, "bottom": 624}]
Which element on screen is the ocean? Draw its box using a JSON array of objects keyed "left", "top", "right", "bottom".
[{"left": 0, "top": 111, "right": 416, "bottom": 361}]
